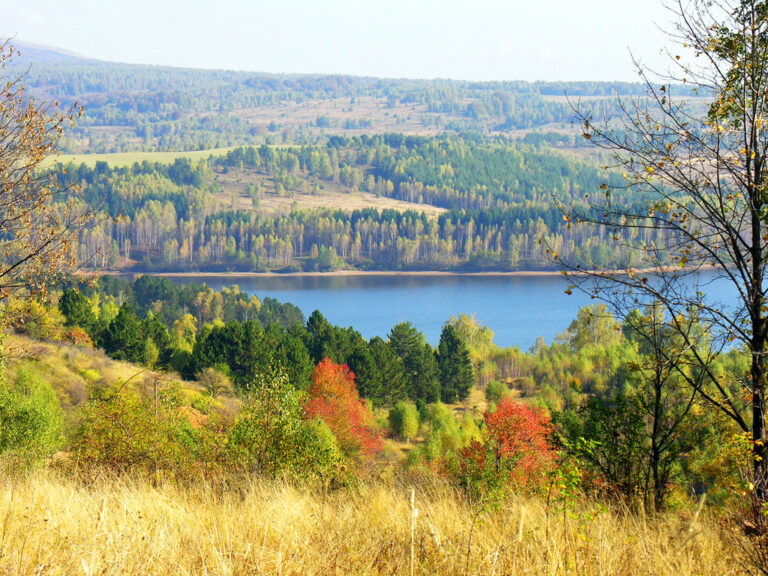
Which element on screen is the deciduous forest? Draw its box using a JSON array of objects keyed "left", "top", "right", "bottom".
[{"left": 59, "top": 136, "right": 655, "bottom": 272}]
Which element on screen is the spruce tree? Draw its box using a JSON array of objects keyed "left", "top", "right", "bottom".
[{"left": 437, "top": 323, "right": 474, "bottom": 403}]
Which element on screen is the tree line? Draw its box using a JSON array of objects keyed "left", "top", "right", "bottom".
[
  {"left": 59, "top": 275, "right": 474, "bottom": 407},
  {"left": 60, "top": 135, "right": 665, "bottom": 272},
  {"left": 16, "top": 46, "right": 683, "bottom": 153}
]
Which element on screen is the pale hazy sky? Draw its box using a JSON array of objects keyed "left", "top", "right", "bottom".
[{"left": 1, "top": 0, "right": 675, "bottom": 81}]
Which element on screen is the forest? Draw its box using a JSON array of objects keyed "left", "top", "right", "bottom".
[
  {"left": 11, "top": 41, "right": 705, "bottom": 153},
  {"left": 14, "top": 44, "right": 686, "bottom": 275},
  {"left": 60, "top": 135, "right": 658, "bottom": 272}
]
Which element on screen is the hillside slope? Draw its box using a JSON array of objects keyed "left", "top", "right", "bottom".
[{"left": 6, "top": 40, "right": 685, "bottom": 154}]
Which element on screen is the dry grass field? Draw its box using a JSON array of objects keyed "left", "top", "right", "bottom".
[
  {"left": 1, "top": 335, "right": 739, "bottom": 575},
  {"left": 0, "top": 472, "right": 744, "bottom": 576},
  {"left": 0, "top": 335, "right": 752, "bottom": 576},
  {"left": 214, "top": 168, "right": 447, "bottom": 216},
  {"left": 42, "top": 148, "right": 237, "bottom": 168},
  {"left": 235, "top": 96, "right": 451, "bottom": 137},
  {"left": 252, "top": 188, "right": 447, "bottom": 216}
]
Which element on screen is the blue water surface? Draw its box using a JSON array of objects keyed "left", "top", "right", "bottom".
[{"left": 169, "top": 271, "right": 739, "bottom": 349}]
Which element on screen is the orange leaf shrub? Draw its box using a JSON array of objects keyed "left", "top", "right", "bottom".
[
  {"left": 459, "top": 398, "right": 556, "bottom": 494},
  {"left": 305, "top": 358, "right": 382, "bottom": 459}
]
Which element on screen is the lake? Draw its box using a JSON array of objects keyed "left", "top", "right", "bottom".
[{"left": 167, "top": 271, "right": 741, "bottom": 350}]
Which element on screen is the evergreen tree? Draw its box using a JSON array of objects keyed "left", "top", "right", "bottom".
[
  {"left": 58, "top": 289, "right": 95, "bottom": 329},
  {"left": 364, "top": 336, "right": 407, "bottom": 406},
  {"left": 437, "top": 323, "right": 474, "bottom": 403},
  {"left": 346, "top": 343, "right": 382, "bottom": 404},
  {"left": 388, "top": 322, "right": 440, "bottom": 402},
  {"left": 305, "top": 310, "right": 331, "bottom": 362},
  {"left": 101, "top": 305, "right": 146, "bottom": 363},
  {"left": 269, "top": 324, "right": 314, "bottom": 389}
]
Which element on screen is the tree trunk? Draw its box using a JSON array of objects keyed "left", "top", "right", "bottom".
[
  {"left": 751, "top": 126, "right": 767, "bottom": 494},
  {"left": 752, "top": 346, "right": 767, "bottom": 494}
]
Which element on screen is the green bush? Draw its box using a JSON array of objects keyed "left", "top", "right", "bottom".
[
  {"left": 388, "top": 401, "right": 419, "bottom": 442},
  {"left": 228, "top": 369, "right": 340, "bottom": 479},
  {"left": 420, "top": 403, "right": 468, "bottom": 463},
  {"left": 0, "top": 368, "right": 63, "bottom": 469},
  {"left": 190, "top": 392, "right": 214, "bottom": 414},
  {"left": 80, "top": 369, "right": 101, "bottom": 384},
  {"left": 73, "top": 381, "right": 201, "bottom": 476},
  {"left": 485, "top": 380, "right": 511, "bottom": 405}
]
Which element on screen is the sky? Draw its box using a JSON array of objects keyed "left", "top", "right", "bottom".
[{"left": 0, "top": 0, "right": 674, "bottom": 82}]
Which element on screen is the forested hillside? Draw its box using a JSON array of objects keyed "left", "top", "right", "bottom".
[
  {"left": 59, "top": 135, "right": 662, "bottom": 272},
  {"left": 4, "top": 43, "right": 703, "bottom": 273},
  {"left": 13, "top": 42, "right": 703, "bottom": 153}
]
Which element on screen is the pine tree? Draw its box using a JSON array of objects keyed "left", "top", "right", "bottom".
[
  {"left": 101, "top": 305, "right": 146, "bottom": 364},
  {"left": 58, "top": 289, "right": 95, "bottom": 330},
  {"left": 437, "top": 323, "right": 474, "bottom": 403},
  {"left": 388, "top": 322, "right": 440, "bottom": 402}
]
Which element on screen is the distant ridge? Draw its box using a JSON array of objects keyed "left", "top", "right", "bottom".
[
  {"left": 2, "top": 39, "right": 644, "bottom": 89},
  {"left": 5, "top": 40, "right": 94, "bottom": 66}
]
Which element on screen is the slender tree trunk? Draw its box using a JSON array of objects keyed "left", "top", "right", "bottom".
[
  {"left": 652, "top": 443, "right": 663, "bottom": 513},
  {"left": 651, "top": 370, "right": 664, "bottom": 512},
  {"left": 749, "top": 51, "right": 768, "bottom": 486},
  {"left": 751, "top": 182, "right": 768, "bottom": 493},
  {"left": 752, "top": 341, "right": 767, "bottom": 491}
]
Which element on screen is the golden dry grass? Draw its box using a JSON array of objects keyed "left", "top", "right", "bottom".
[
  {"left": 213, "top": 168, "right": 447, "bottom": 217},
  {"left": 42, "top": 148, "right": 237, "bottom": 168},
  {"left": 0, "top": 472, "right": 745, "bottom": 576},
  {"left": 234, "top": 96, "right": 449, "bottom": 137},
  {"left": 2, "top": 334, "right": 241, "bottom": 420},
  {"left": 253, "top": 187, "right": 447, "bottom": 216}
]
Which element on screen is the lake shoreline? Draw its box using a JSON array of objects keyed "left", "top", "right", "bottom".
[
  {"left": 85, "top": 269, "right": 566, "bottom": 279},
  {"left": 81, "top": 263, "right": 719, "bottom": 279},
  {"left": 73, "top": 266, "right": 732, "bottom": 350}
]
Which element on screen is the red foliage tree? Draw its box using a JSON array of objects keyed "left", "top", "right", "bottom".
[
  {"left": 459, "top": 399, "right": 556, "bottom": 492},
  {"left": 305, "top": 358, "right": 382, "bottom": 458}
]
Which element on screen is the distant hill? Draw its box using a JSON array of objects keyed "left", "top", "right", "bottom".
[
  {"left": 18, "top": 42, "right": 693, "bottom": 274},
  {"left": 3, "top": 40, "right": 708, "bottom": 158},
  {"left": 8, "top": 40, "right": 94, "bottom": 66},
  {"left": 2, "top": 40, "right": 690, "bottom": 154}
]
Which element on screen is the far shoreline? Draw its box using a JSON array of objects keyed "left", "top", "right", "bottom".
[
  {"left": 85, "top": 269, "right": 567, "bottom": 279},
  {"left": 80, "top": 263, "right": 720, "bottom": 279}
]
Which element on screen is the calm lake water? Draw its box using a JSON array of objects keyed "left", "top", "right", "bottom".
[{"left": 168, "top": 272, "right": 741, "bottom": 350}]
